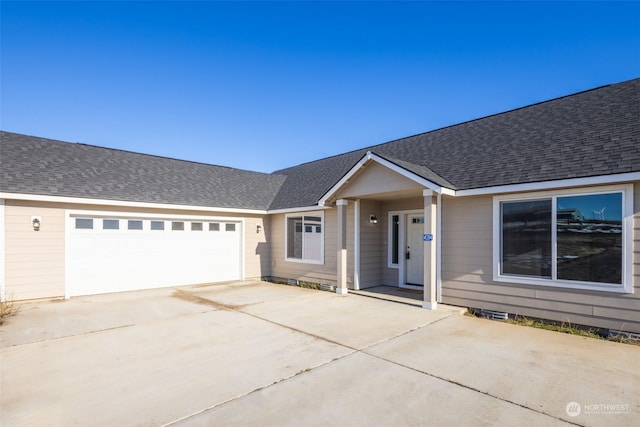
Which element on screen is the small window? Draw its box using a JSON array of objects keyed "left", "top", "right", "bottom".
[
  {"left": 225, "top": 223, "right": 236, "bottom": 232},
  {"left": 128, "top": 220, "right": 143, "bottom": 230},
  {"left": 103, "top": 219, "right": 119, "bottom": 230},
  {"left": 75, "top": 218, "right": 93, "bottom": 229},
  {"left": 150, "top": 221, "right": 165, "bottom": 231},
  {"left": 172, "top": 221, "right": 184, "bottom": 231},
  {"left": 209, "top": 223, "right": 220, "bottom": 231},
  {"left": 191, "top": 222, "right": 203, "bottom": 231},
  {"left": 286, "top": 214, "right": 323, "bottom": 263}
]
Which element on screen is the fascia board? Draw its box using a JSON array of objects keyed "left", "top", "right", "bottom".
[
  {"left": 0, "top": 192, "right": 268, "bottom": 215},
  {"left": 317, "top": 152, "right": 373, "bottom": 206},
  {"left": 267, "top": 205, "right": 332, "bottom": 214},
  {"left": 370, "top": 153, "right": 454, "bottom": 195},
  {"left": 454, "top": 172, "right": 640, "bottom": 197}
]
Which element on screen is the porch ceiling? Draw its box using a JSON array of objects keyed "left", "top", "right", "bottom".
[{"left": 352, "top": 188, "right": 424, "bottom": 201}]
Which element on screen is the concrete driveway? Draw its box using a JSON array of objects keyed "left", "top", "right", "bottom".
[{"left": 1, "top": 281, "right": 638, "bottom": 426}]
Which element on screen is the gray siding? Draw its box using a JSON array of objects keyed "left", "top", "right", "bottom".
[
  {"left": 440, "top": 184, "right": 640, "bottom": 333},
  {"left": 358, "top": 200, "right": 384, "bottom": 288},
  {"left": 269, "top": 209, "right": 349, "bottom": 287}
]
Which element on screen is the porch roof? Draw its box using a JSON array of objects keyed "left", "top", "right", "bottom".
[{"left": 318, "top": 151, "right": 453, "bottom": 206}]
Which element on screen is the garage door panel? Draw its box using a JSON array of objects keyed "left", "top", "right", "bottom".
[{"left": 68, "top": 217, "right": 242, "bottom": 296}]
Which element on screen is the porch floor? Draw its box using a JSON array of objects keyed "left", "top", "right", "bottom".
[
  {"left": 351, "top": 286, "right": 467, "bottom": 314},
  {"left": 351, "top": 285, "right": 424, "bottom": 307}
]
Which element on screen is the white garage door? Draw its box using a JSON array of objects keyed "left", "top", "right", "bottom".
[{"left": 68, "top": 215, "right": 242, "bottom": 296}]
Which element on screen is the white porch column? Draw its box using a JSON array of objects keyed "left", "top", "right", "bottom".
[
  {"left": 353, "top": 199, "right": 360, "bottom": 291},
  {"left": 422, "top": 190, "right": 437, "bottom": 309},
  {"left": 336, "top": 199, "right": 349, "bottom": 295}
]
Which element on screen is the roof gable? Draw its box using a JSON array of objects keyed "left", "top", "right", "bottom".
[{"left": 319, "top": 151, "right": 453, "bottom": 206}]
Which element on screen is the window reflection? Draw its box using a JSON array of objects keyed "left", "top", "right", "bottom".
[
  {"left": 501, "top": 199, "right": 552, "bottom": 277},
  {"left": 557, "top": 193, "right": 622, "bottom": 284}
]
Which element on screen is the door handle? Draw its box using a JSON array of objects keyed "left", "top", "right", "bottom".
[{"left": 406, "top": 251, "right": 410, "bottom": 260}]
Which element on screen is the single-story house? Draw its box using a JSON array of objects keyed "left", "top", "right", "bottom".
[{"left": 1, "top": 78, "right": 639, "bottom": 333}]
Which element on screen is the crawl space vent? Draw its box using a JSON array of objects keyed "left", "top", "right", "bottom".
[{"left": 479, "top": 309, "right": 509, "bottom": 321}]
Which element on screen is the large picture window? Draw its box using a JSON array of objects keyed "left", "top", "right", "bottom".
[
  {"left": 494, "top": 186, "right": 632, "bottom": 292},
  {"left": 286, "top": 214, "right": 324, "bottom": 263}
]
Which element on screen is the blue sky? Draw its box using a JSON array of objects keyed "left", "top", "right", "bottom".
[
  {"left": 558, "top": 193, "right": 622, "bottom": 222},
  {"left": 2, "top": 1, "right": 639, "bottom": 173}
]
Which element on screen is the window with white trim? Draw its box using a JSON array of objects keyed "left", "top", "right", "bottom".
[
  {"left": 388, "top": 214, "right": 400, "bottom": 267},
  {"left": 494, "top": 186, "right": 632, "bottom": 292},
  {"left": 286, "top": 213, "right": 324, "bottom": 263}
]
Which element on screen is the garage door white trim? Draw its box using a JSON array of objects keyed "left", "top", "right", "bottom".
[{"left": 65, "top": 210, "right": 245, "bottom": 298}]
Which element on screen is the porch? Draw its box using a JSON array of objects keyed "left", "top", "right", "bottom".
[
  {"left": 351, "top": 285, "right": 423, "bottom": 307},
  {"left": 322, "top": 152, "right": 447, "bottom": 309},
  {"left": 351, "top": 285, "right": 467, "bottom": 315}
]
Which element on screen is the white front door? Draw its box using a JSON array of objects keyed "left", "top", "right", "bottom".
[{"left": 405, "top": 214, "right": 424, "bottom": 285}]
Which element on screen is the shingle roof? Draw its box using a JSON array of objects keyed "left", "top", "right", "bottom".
[
  {"left": 269, "top": 78, "right": 640, "bottom": 209},
  {"left": 2, "top": 78, "right": 638, "bottom": 211},
  {"left": 267, "top": 150, "right": 367, "bottom": 210},
  {"left": 0, "top": 131, "right": 286, "bottom": 210}
]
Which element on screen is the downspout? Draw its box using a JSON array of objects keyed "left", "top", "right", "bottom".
[
  {"left": 436, "top": 192, "right": 442, "bottom": 302},
  {"left": 354, "top": 199, "right": 360, "bottom": 290},
  {"left": 0, "top": 199, "right": 5, "bottom": 302}
]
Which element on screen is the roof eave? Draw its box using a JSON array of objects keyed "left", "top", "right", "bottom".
[
  {"left": 453, "top": 171, "right": 640, "bottom": 196},
  {"left": 0, "top": 192, "right": 269, "bottom": 215}
]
